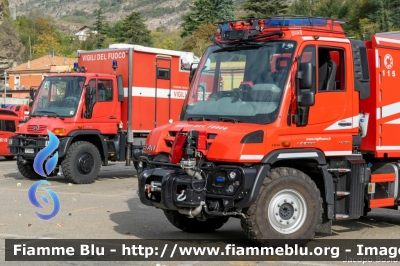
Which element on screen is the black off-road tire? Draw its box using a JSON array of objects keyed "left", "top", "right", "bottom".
[
  {"left": 17, "top": 160, "right": 45, "bottom": 180},
  {"left": 241, "top": 167, "right": 323, "bottom": 246},
  {"left": 4, "top": 156, "right": 15, "bottom": 160},
  {"left": 61, "top": 141, "right": 101, "bottom": 184},
  {"left": 164, "top": 210, "right": 229, "bottom": 233}
]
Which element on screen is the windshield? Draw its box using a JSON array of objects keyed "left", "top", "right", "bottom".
[
  {"left": 32, "top": 76, "right": 86, "bottom": 118},
  {"left": 181, "top": 41, "right": 296, "bottom": 124}
]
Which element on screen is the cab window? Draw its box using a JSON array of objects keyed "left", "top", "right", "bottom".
[{"left": 1, "top": 120, "right": 16, "bottom": 132}]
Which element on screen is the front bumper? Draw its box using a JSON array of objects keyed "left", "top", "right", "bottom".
[
  {"left": 8, "top": 135, "right": 73, "bottom": 160},
  {"left": 138, "top": 164, "right": 271, "bottom": 211}
]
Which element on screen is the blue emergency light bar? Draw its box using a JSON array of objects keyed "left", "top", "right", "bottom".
[
  {"left": 264, "top": 17, "right": 328, "bottom": 27},
  {"left": 112, "top": 60, "right": 118, "bottom": 70}
]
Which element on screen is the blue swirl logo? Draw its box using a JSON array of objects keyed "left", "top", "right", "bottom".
[
  {"left": 29, "top": 130, "right": 61, "bottom": 220},
  {"left": 28, "top": 180, "right": 60, "bottom": 220},
  {"left": 34, "top": 130, "right": 59, "bottom": 177}
]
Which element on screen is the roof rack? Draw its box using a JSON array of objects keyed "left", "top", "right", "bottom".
[{"left": 215, "top": 16, "right": 346, "bottom": 33}]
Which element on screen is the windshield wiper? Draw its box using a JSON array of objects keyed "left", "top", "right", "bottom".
[
  {"left": 187, "top": 116, "right": 206, "bottom": 121},
  {"left": 34, "top": 111, "right": 65, "bottom": 120},
  {"left": 219, "top": 117, "right": 238, "bottom": 123}
]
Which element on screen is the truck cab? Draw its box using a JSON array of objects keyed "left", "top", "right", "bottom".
[
  {"left": 9, "top": 45, "right": 195, "bottom": 184},
  {"left": 9, "top": 73, "right": 124, "bottom": 183},
  {"left": 138, "top": 17, "right": 375, "bottom": 245}
]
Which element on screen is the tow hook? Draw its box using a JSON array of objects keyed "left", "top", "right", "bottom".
[{"left": 145, "top": 181, "right": 162, "bottom": 195}]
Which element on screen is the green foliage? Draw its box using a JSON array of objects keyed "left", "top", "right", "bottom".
[
  {"left": 181, "top": 0, "right": 218, "bottom": 37},
  {"left": 367, "top": 0, "right": 400, "bottom": 32},
  {"left": 151, "top": 29, "right": 184, "bottom": 50},
  {"left": 214, "top": 0, "right": 235, "bottom": 22},
  {"left": 94, "top": 8, "right": 107, "bottom": 49},
  {"left": 183, "top": 22, "right": 216, "bottom": 57},
  {"left": 242, "top": 0, "right": 288, "bottom": 17},
  {"left": 119, "top": 12, "right": 152, "bottom": 46}
]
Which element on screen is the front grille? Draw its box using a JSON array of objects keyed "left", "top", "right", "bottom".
[
  {"left": 165, "top": 131, "right": 215, "bottom": 148},
  {"left": 27, "top": 125, "right": 47, "bottom": 133}
]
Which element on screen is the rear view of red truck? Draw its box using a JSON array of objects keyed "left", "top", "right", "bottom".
[{"left": 9, "top": 44, "right": 198, "bottom": 183}]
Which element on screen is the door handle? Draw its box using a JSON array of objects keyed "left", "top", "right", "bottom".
[
  {"left": 109, "top": 116, "right": 117, "bottom": 119},
  {"left": 338, "top": 122, "right": 352, "bottom": 126}
]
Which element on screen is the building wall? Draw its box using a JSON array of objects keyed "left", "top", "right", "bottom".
[{"left": 8, "top": 74, "right": 44, "bottom": 90}]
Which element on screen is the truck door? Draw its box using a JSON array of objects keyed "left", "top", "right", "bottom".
[
  {"left": 0, "top": 119, "right": 16, "bottom": 156},
  {"left": 291, "top": 44, "right": 354, "bottom": 156},
  {"left": 85, "top": 78, "right": 116, "bottom": 133},
  {"left": 154, "top": 56, "right": 171, "bottom": 127}
]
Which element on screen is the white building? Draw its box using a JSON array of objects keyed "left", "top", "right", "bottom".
[{"left": 74, "top": 26, "right": 98, "bottom": 41}]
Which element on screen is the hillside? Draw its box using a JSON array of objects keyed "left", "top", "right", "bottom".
[
  {"left": 0, "top": 0, "right": 26, "bottom": 73},
  {"left": 8, "top": 0, "right": 247, "bottom": 32}
]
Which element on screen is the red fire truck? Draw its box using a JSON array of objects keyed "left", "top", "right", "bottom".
[
  {"left": 9, "top": 44, "right": 198, "bottom": 184},
  {"left": 138, "top": 17, "right": 400, "bottom": 244}
]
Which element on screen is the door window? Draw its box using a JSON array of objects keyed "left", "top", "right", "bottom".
[{"left": 97, "top": 80, "right": 113, "bottom": 102}]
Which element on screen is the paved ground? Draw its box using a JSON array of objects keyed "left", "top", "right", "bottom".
[{"left": 1, "top": 157, "right": 400, "bottom": 265}]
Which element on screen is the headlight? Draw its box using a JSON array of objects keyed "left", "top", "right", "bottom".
[{"left": 229, "top": 171, "right": 237, "bottom": 180}]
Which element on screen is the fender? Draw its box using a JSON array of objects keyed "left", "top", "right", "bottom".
[
  {"left": 262, "top": 148, "right": 334, "bottom": 219},
  {"left": 65, "top": 130, "right": 108, "bottom": 166},
  {"left": 236, "top": 149, "right": 334, "bottom": 219},
  {"left": 261, "top": 148, "right": 326, "bottom": 164}
]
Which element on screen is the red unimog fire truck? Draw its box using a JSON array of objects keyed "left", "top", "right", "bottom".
[
  {"left": 9, "top": 44, "right": 198, "bottom": 184},
  {"left": 138, "top": 16, "right": 400, "bottom": 244}
]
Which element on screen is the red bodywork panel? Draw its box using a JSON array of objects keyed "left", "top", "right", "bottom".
[
  {"left": 360, "top": 33, "right": 400, "bottom": 157},
  {"left": 0, "top": 114, "right": 24, "bottom": 156}
]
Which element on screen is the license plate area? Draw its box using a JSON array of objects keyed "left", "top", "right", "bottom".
[{"left": 25, "top": 148, "right": 34, "bottom": 154}]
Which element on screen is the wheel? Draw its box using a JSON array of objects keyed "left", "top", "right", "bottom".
[
  {"left": 241, "top": 167, "right": 323, "bottom": 246},
  {"left": 61, "top": 141, "right": 101, "bottom": 184},
  {"left": 164, "top": 210, "right": 229, "bottom": 233},
  {"left": 4, "top": 156, "right": 15, "bottom": 160},
  {"left": 17, "top": 160, "right": 46, "bottom": 180}
]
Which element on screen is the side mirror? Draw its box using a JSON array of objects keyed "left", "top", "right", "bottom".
[
  {"left": 85, "top": 86, "right": 94, "bottom": 101},
  {"left": 117, "top": 75, "right": 124, "bottom": 102},
  {"left": 298, "top": 62, "right": 312, "bottom": 89},
  {"left": 189, "top": 67, "right": 197, "bottom": 84},
  {"left": 298, "top": 91, "right": 315, "bottom": 107},
  {"left": 84, "top": 86, "right": 96, "bottom": 118},
  {"left": 29, "top": 87, "right": 35, "bottom": 100}
]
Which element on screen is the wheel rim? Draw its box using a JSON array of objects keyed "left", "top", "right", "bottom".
[
  {"left": 268, "top": 189, "right": 307, "bottom": 234},
  {"left": 77, "top": 152, "right": 95, "bottom": 175}
]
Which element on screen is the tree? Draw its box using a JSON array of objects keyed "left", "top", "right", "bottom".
[
  {"left": 32, "top": 32, "right": 62, "bottom": 57},
  {"left": 242, "top": 0, "right": 288, "bottom": 18},
  {"left": 181, "top": 0, "right": 217, "bottom": 37},
  {"left": 214, "top": 0, "right": 235, "bottom": 22},
  {"left": 367, "top": 0, "right": 395, "bottom": 32},
  {"left": 94, "top": 8, "right": 107, "bottom": 49},
  {"left": 119, "top": 12, "right": 152, "bottom": 46},
  {"left": 183, "top": 23, "right": 217, "bottom": 57},
  {"left": 151, "top": 29, "right": 184, "bottom": 51},
  {"left": 289, "top": 0, "right": 319, "bottom": 16}
]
